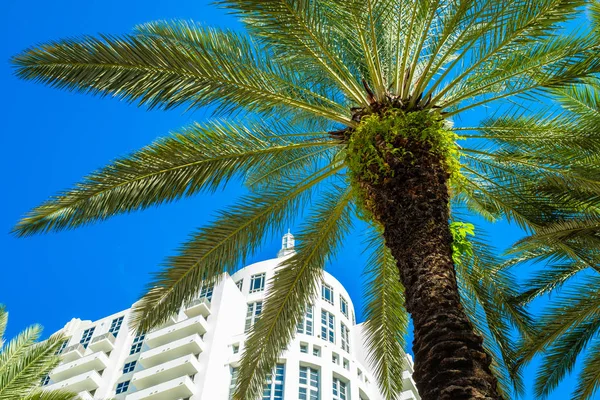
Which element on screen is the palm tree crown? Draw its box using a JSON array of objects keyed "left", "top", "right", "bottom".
[{"left": 11, "top": 1, "right": 600, "bottom": 399}]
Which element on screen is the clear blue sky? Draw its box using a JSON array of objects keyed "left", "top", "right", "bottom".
[{"left": 0, "top": 1, "right": 592, "bottom": 399}]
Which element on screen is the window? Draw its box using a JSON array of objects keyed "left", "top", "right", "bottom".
[
  {"left": 80, "top": 327, "right": 95, "bottom": 348},
  {"left": 332, "top": 352, "right": 339, "bottom": 365},
  {"left": 109, "top": 316, "right": 124, "bottom": 336},
  {"left": 297, "top": 305, "right": 313, "bottom": 336},
  {"left": 232, "top": 344, "right": 240, "bottom": 354},
  {"left": 300, "top": 343, "right": 308, "bottom": 354},
  {"left": 321, "top": 284, "right": 334, "bottom": 305},
  {"left": 313, "top": 345, "right": 321, "bottom": 357},
  {"left": 341, "top": 324, "right": 350, "bottom": 352},
  {"left": 357, "top": 369, "right": 363, "bottom": 380},
  {"left": 129, "top": 333, "right": 145, "bottom": 355},
  {"left": 299, "top": 366, "right": 319, "bottom": 400},
  {"left": 332, "top": 377, "right": 348, "bottom": 400},
  {"left": 250, "top": 273, "right": 266, "bottom": 293},
  {"left": 235, "top": 279, "right": 243, "bottom": 291},
  {"left": 321, "top": 310, "right": 335, "bottom": 343},
  {"left": 245, "top": 301, "right": 263, "bottom": 332},
  {"left": 123, "top": 361, "right": 136, "bottom": 374},
  {"left": 229, "top": 367, "right": 239, "bottom": 400},
  {"left": 41, "top": 375, "right": 50, "bottom": 386},
  {"left": 116, "top": 380, "right": 130, "bottom": 394},
  {"left": 343, "top": 358, "right": 349, "bottom": 370},
  {"left": 263, "top": 363, "right": 285, "bottom": 400},
  {"left": 54, "top": 339, "right": 68, "bottom": 355},
  {"left": 200, "top": 284, "right": 214, "bottom": 302},
  {"left": 340, "top": 296, "right": 348, "bottom": 318}
]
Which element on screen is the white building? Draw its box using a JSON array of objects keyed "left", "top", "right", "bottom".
[{"left": 42, "top": 232, "right": 419, "bottom": 400}]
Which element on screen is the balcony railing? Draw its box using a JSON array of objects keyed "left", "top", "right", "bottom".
[
  {"left": 131, "top": 354, "right": 201, "bottom": 390},
  {"left": 125, "top": 375, "right": 196, "bottom": 400},
  {"left": 44, "top": 370, "right": 102, "bottom": 393},
  {"left": 50, "top": 351, "right": 109, "bottom": 382},
  {"left": 138, "top": 334, "right": 204, "bottom": 368},
  {"left": 59, "top": 343, "right": 86, "bottom": 363},
  {"left": 89, "top": 332, "right": 116, "bottom": 353},
  {"left": 145, "top": 315, "right": 208, "bottom": 349},
  {"left": 183, "top": 297, "right": 211, "bottom": 319}
]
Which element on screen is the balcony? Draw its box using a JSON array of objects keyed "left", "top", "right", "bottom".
[
  {"left": 183, "top": 297, "right": 211, "bottom": 319},
  {"left": 145, "top": 316, "right": 208, "bottom": 348},
  {"left": 59, "top": 343, "right": 86, "bottom": 363},
  {"left": 50, "top": 351, "right": 109, "bottom": 382},
  {"left": 131, "top": 354, "right": 201, "bottom": 390},
  {"left": 138, "top": 334, "right": 204, "bottom": 368},
  {"left": 89, "top": 332, "right": 116, "bottom": 353},
  {"left": 125, "top": 375, "right": 196, "bottom": 400},
  {"left": 44, "top": 370, "right": 102, "bottom": 393}
]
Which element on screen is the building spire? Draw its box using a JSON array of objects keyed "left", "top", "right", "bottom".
[{"left": 277, "top": 229, "right": 295, "bottom": 258}]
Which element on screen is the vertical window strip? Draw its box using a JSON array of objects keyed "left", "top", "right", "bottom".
[
  {"left": 229, "top": 367, "right": 239, "bottom": 400},
  {"left": 80, "top": 327, "right": 95, "bottom": 348},
  {"left": 54, "top": 339, "right": 68, "bottom": 355},
  {"left": 332, "top": 377, "right": 348, "bottom": 400},
  {"left": 297, "top": 305, "right": 314, "bottom": 336},
  {"left": 129, "top": 333, "right": 145, "bottom": 355},
  {"left": 340, "top": 296, "right": 348, "bottom": 318},
  {"left": 299, "top": 366, "right": 320, "bottom": 400},
  {"left": 262, "top": 363, "right": 285, "bottom": 400},
  {"left": 321, "top": 284, "right": 334, "bottom": 305},
  {"left": 321, "top": 310, "right": 335, "bottom": 343},
  {"left": 200, "top": 284, "right": 214, "bottom": 302},
  {"left": 245, "top": 301, "right": 263, "bottom": 333},
  {"left": 109, "top": 316, "right": 124, "bottom": 336},
  {"left": 341, "top": 324, "right": 350, "bottom": 352},
  {"left": 116, "top": 380, "right": 130, "bottom": 394}
]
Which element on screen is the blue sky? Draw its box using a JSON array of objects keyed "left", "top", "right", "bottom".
[{"left": 0, "top": 1, "right": 593, "bottom": 399}]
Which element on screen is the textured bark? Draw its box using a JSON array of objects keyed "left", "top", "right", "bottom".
[{"left": 360, "top": 131, "right": 501, "bottom": 400}]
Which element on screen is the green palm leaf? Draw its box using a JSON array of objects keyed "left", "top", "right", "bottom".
[
  {"left": 13, "top": 119, "right": 339, "bottom": 236},
  {"left": 233, "top": 185, "right": 354, "bottom": 399},
  {"left": 12, "top": 24, "right": 352, "bottom": 125},
  {"left": 574, "top": 338, "right": 600, "bottom": 400},
  {"left": 0, "top": 308, "right": 72, "bottom": 400}
]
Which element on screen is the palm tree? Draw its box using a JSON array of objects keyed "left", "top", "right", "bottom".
[
  {"left": 505, "top": 81, "right": 600, "bottom": 400},
  {"left": 10, "top": 1, "right": 600, "bottom": 399},
  {"left": 0, "top": 306, "right": 77, "bottom": 400}
]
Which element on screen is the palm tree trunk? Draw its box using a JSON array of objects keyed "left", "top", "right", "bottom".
[{"left": 361, "top": 131, "right": 501, "bottom": 399}]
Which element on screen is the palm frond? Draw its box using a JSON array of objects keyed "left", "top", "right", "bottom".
[
  {"left": 12, "top": 24, "right": 352, "bottom": 125},
  {"left": 0, "top": 332, "right": 65, "bottom": 399},
  {"left": 534, "top": 314, "right": 600, "bottom": 399},
  {"left": 13, "top": 119, "right": 339, "bottom": 237},
  {"left": 518, "top": 275, "right": 600, "bottom": 367},
  {"left": 216, "top": 0, "right": 368, "bottom": 105},
  {"left": 361, "top": 227, "right": 409, "bottom": 400},
  {"left": 0, "top": 306, "right": 7, "bottom": 345},
  {"left": 0, "top": 325, "right": 41, "bottom": 383},
  {"left": 131, "top": 162, "right": 343, "bottom": 332},
  {"left": 21, "top": 390, "right": 78, "bottom": 400},
  {"left": 573, "top": 337, "right": 600, "bottom": 400},
  {"left": 233, "top": 185, "right": 354, "bottom": 400}
]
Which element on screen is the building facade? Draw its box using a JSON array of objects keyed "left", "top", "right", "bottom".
[{"left": 42, "top": 233, "right": 419, "bottom": 400}]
